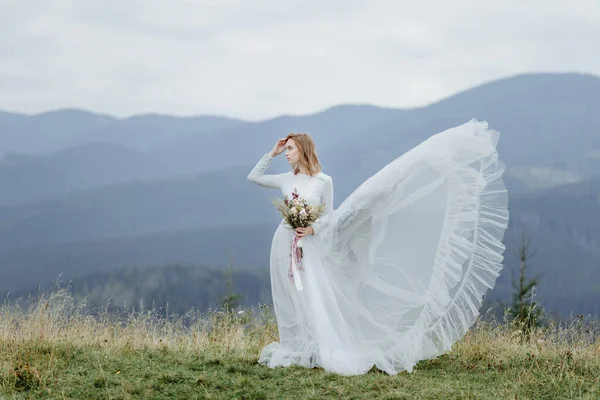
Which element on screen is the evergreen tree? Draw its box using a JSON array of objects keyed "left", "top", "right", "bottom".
[
  {"left": 507, "top": 227, "right": 544, "bottom": 337},
  {"left": 220, "top": 254, "right": 244, "bottom": 312}
]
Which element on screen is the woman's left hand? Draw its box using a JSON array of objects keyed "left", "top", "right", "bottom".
[{"left": 295, "top": 226, "right": 314, "bottom": 238}]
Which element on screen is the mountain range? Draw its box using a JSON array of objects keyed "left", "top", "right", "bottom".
[{"left": 2, "top": 72, "right": 600, "bottom": 318}]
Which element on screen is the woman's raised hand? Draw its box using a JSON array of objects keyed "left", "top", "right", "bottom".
[{"left": 270, "top": 138, "right": 287, "bottom": 157}]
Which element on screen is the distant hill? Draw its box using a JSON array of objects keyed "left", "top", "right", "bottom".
[
  {"left": 0, "top": 109, "right": 117, "bottom": 154},
  {"left": 320, "top": 73, "right": 600, "bottom": 200},
  {"left": 2, "top": 176, "right": 600, "bottom": 317},
  {"left": 1, "top": 73, "right": 599, "bottom": 239},
  {"left": 1, "top": 73, "right": 599, "bottom": 209},
  {"left": 0, "top": 142, "right": 175, "bottom": 206},
  {"left": 151, "top": 104, "right": 406, "bottom": 174},
  {"left": 0, "top": 105, "right": 403, "bottom": 205},
  {"left": 2, "top": 72, "right": 600, "bottom": 317},
  {"left": 0, "top": 222, "right": 275, "bottom": 296},
  {"left": 492, "top": 177, "right": 600, "bottom": 317},
  {"left": 0, "top": 167, "right": 281, "bottom": 249},
  {"left": 14, "top": 264, "right": 271, "bottom": 315},
  {"left": 0, "top": 110, "right": 248, "bottom": 205},
  {"left": 0, "top": 109, "right": 243, "bottom": 154}
]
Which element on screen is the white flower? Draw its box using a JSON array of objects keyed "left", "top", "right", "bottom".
[
  {"left": 290, "top": 208, "right": 298, "bottom": 214},
  {"left": 299, "top": 209, "right": 307, "bottom": 216}
]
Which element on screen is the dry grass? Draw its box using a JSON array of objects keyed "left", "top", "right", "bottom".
[
  {"left": 0, "top": 287, "right": 275, "bottom": 353},
  {"left": 0, "top": 288, "right": 599, "bottom": 399}
]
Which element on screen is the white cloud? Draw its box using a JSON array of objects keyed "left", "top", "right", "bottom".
[{"left": 0, "top": 0, "right": 598, "bottom": 120}]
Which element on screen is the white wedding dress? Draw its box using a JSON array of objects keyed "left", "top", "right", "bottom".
[{"left": 247, "top": 120, "right": 508, "bottom": 376}]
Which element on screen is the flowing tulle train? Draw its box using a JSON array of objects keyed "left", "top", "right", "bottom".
[{"left": 257, "top": 119, "right": 509, "bottom": 375}]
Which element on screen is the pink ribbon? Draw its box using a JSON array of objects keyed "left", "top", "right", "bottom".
[{"left": 288, "top": 235, "right": 304, "bottom": 289}]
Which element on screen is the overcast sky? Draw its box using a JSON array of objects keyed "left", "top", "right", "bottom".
[{"left": 1, "top": 0, "right": 598, "bottom": 120}]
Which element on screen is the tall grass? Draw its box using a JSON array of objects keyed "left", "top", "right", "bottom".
[{"left": 1, "top": 288, "right": 599, "bottom": 399}]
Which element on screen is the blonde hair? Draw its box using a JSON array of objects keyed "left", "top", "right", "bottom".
[{"left": 285, "top": 133, "right": 322, "bottom": 176}]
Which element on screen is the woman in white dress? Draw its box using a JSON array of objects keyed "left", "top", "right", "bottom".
[{"left": 247, "top": 119, "right": 509, "bottom": 376}]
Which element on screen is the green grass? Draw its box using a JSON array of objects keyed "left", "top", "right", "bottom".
[{"left": 1, "top": 289, "right": 599, "bottom": 399}]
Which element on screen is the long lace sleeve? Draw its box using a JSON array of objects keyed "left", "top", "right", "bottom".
[
  {"left": 311, "top": 175, "right": 334, "bottom": 236},
  {"left": 247, "top": 153, "right": 286, "bottom": 189}
]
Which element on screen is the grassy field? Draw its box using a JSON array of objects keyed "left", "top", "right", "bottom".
[{"left": 0, "top": 289, "right": 599, "bottom": 399}]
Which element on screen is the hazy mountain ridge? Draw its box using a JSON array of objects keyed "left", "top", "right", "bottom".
[
  {"left": 0, "top": 142, "right": 177, "bottom": 206},
  {"left": 319, "top": 73, "right": 600, "bottom": 200},
  {"left": 0, "top": 108, "right": 245, "bottom": 155},
  {"left": 2, "top": 176, "right": 600, "bottom": 317},
  {"left": 0, "top": 166, "right": 283, "bottom": 249},
  {"left": 0, "top": 222, "right": 275, "bottom": 296},
  {"left": 2, "top": 72, "right": 600, "bottom": 316},
  {"left": 0, "top": 105, "right": 405, "bottom": 204},
  {"left": 151, "top": 104, "right": 407, "bottom": 175},
  {"left": 13, "top": 264, "right": 271, "bottom": 315}
]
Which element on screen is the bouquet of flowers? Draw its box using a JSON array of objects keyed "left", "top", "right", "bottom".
[
  {"left": 272, "top": 189, "right": 326, "bottom": 242},
  {"left": 271, "top": 188, "right": 326, "bottom": 290}
]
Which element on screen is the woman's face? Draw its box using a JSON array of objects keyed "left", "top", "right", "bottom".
[{"left": 285, "top": 139, "right": 301, "bottom": 166}]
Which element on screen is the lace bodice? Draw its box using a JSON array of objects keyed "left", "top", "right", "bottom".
[{"left": 247, "top": 153, "right": 334, "bottom": 235}]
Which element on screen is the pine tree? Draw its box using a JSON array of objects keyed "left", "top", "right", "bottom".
[
  {"left": 220, "top": 253, "right": 244, "bottom": 312},
  {"left": 508, "top": 227, "right": 544, "bottom": 337}
]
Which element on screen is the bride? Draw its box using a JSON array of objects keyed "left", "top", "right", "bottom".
[{"left": 247, "top": 119, "right": 509, "bottom": 376}]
